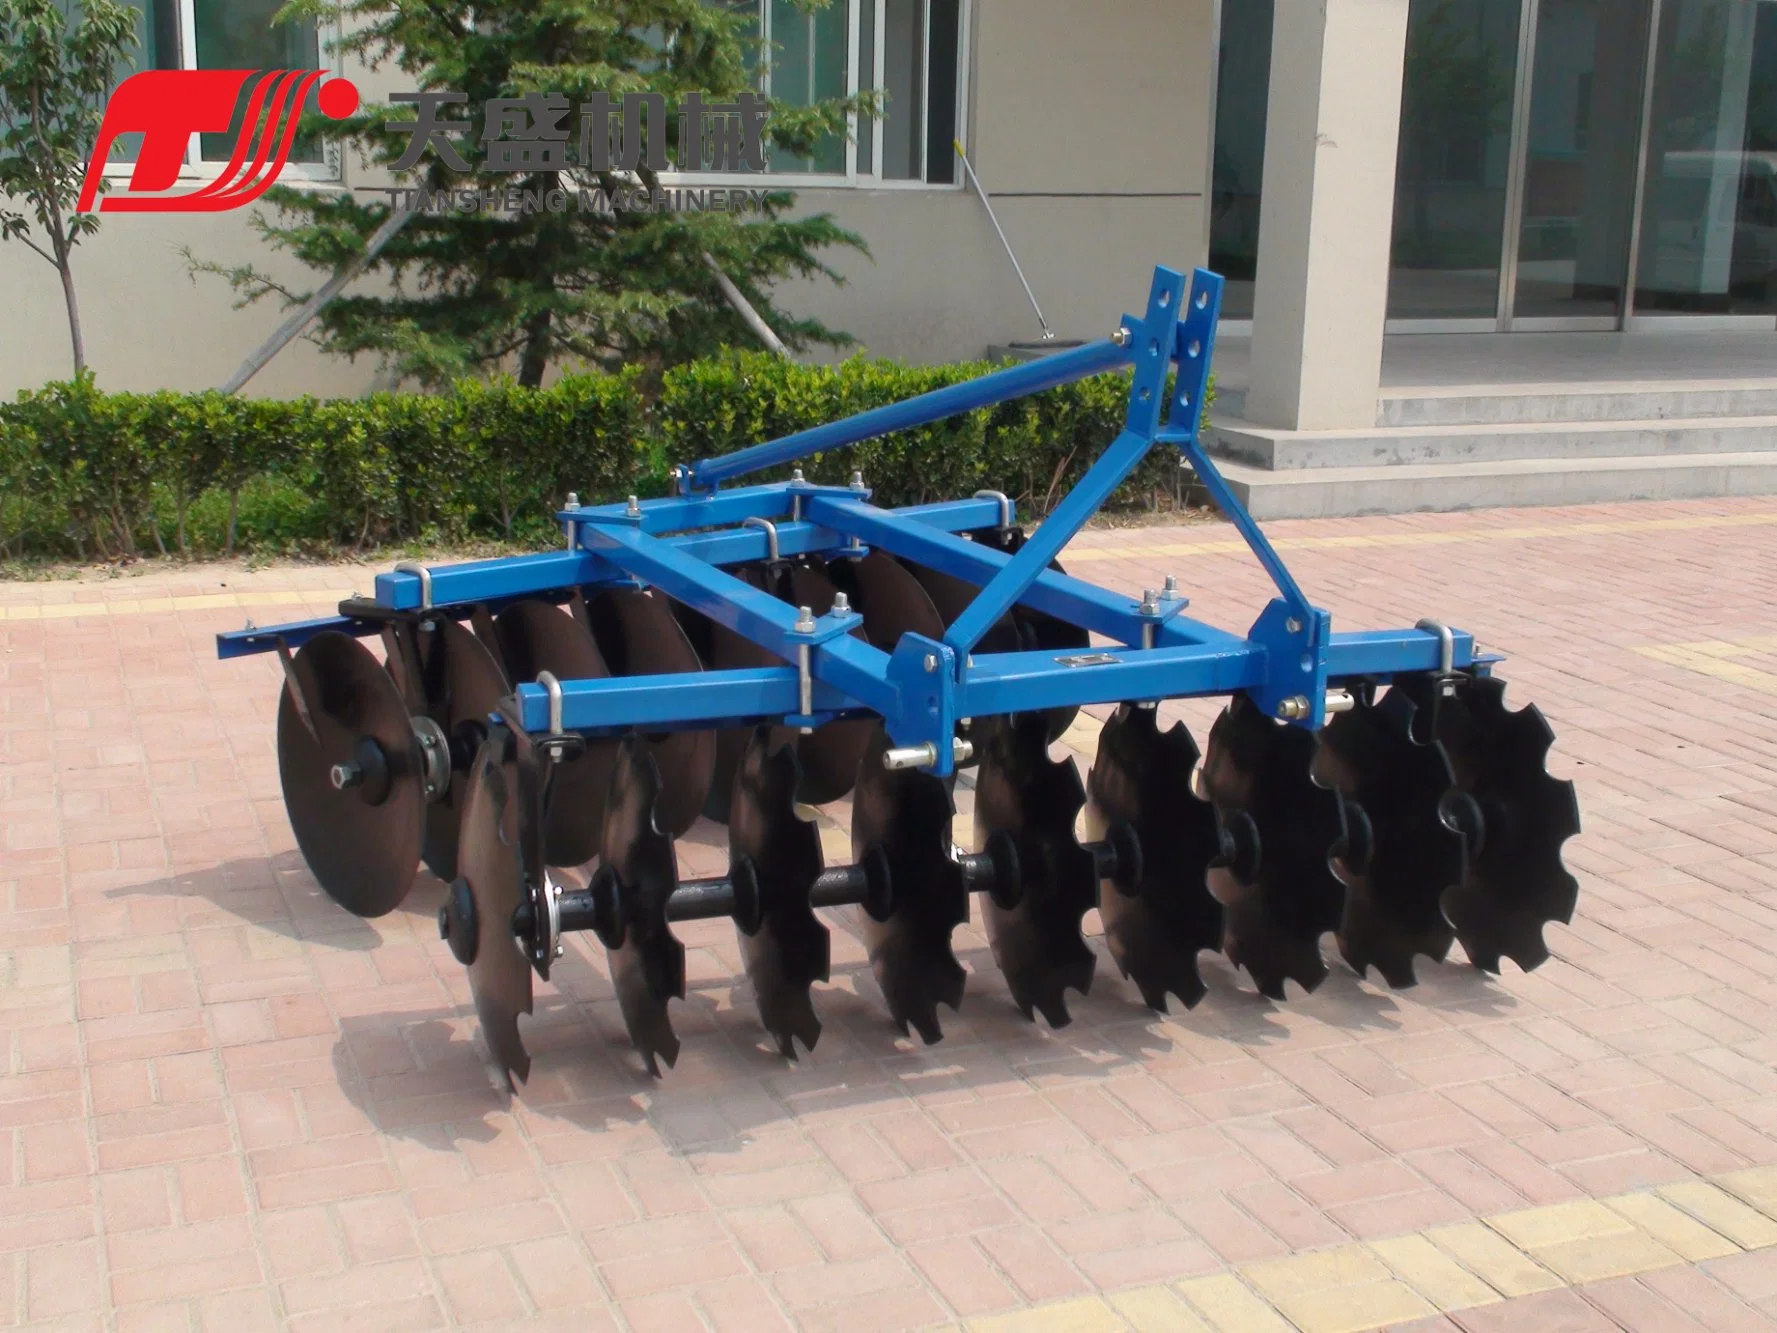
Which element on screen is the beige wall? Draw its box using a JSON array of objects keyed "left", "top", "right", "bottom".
[{"left": 0, "top": 0, "right": 1215, "bottom": 398}]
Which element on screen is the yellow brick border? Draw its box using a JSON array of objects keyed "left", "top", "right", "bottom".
[{"left": 952, "top": 1165, "right": 1777, "bottom": 1333}]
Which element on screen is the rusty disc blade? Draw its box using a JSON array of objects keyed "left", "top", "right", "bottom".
[
  {"left": 492, "top": 600, "right": 616, "bottom": 867},
  {"left": 585, "top": 587, "right": 717, "bottom": 838},
  {"left": 729, "top": 730, "right": 829, "bottom": 1056},
  {"left": 601, "top": 736, "right": 686, "bottom": 1076},
  {"left": 276, "top": 631, "right": 423, "bottom": 918},
  {"left": 786, "top": 560, "right": 876, "bottom": 805},
  {"left": 416, "top": 617, "right": 510, "bottom": 883},
  {"left": 456, "top": 735, "right": 533, "bottom": 1088}
]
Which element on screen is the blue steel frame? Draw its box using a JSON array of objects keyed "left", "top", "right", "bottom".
[{"left": 217, "top": 264, "right": 1477, "bottom": 777}]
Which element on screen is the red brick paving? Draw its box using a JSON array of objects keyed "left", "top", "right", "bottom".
[{"left": 2, "top": 497, "right": 1777, "bottom": 1329}]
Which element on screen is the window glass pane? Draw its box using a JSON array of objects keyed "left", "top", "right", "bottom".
[
  {"left": 881, "top": 0, "right": 924, "bottom": 179},
  {"left": 194, "top": 0, "right": 324, "bottom": 164},
  {"left": 766, "top": 0, "right": 848, "bottom": 173},
  {"left": 1210, "top": 0, "right": 1273, "bottom": 318},
  {"left": 858, "top": 0, "right": 875, "bottom": 173},
  {"left": 1634, "top": 0, "right": 1777, "bottom": 314},
  {"left": 93, "top": 1, "right": 179, "bottom": 163},
  {"left": 1386, "top": 0, "right": 1521, "bottom": 320},
  {"left": 924, "top": 0, "right": 958, "bottom": 183},
  {"left": 1513, "top": 0, "right": 1652, "bottom": 318}
]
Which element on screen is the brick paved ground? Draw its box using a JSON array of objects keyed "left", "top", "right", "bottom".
[{"left": 3, "top": 496, "right": 1776, "bottom": 1332}]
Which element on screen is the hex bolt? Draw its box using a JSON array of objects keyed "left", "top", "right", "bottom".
[
  {"left": 923, "top": 654, "right": 938, "bottom": 673},
  {"left": 1161, "top": 575, "right": 1180, "bottom": 600},
  {"left": 1286, "top": 617, "right": 1303, "bottom": 634},
  {"left": 625, "top": 494, "right": 641, "bottom": 517},
  {"left": 831, "top": 592, "right": 851, "bottom": 615},
  {"left": 1139, "top": 589, "right": 1159, "bottom": 616},
  {"left": 1111, "top": 327, "right": 1133, "bottom": 348},
  {"left": 330, "top": 762, "right": 363, "bottom": 790},
  {"left": 1275, "top": 695, "right": 1311, "bottom": 722},
  {"left": 791, "top": 468, "right": 805, "bottom": 484},
  {"left": 566, "top": 491, "right": 579, "bottom": 509},
  {"left": 850, "top": 470, "right": 866, "bottom": 490},
  {"left": 794, "top": 606, "right": 816, "bottom": 634}
]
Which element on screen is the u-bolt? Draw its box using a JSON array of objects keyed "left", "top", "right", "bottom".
[
  {"left": 1416, "top": 619, "right": 1455, "bottom": 678},
  {"left": 743, "top": 516, "right": 781, "bottom": 562},
  {"left": 393, "top": 560, "right": 433, "bottom": 611},
  {"left": 973, "top": 489, "right": 1012, "bottom": 529},
  {"left": 536, "top": 670, "right": 565, "bottom": 739}
]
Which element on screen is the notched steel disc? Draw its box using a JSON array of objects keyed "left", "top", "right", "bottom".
[
  {"left": 601, "top": 736, "right": 687, "bottom": 1077},
  {"left": 1431, "top": 675, "right": 1582, "bottom": 974},
  {"left": 586, "top": 587, "right": 717, "bottom": 838},
  {"left": 704, "top": 564, "right": 798, "bottom": 824},
  {"left": 1312, "top": 686, "right": 1461, "bottom": 988},
  {"left": 852, "top": 726, "right": 968, "bottom": 1043},
  {"left": 276, "top": 631, "right": 423, "bottom": 918},
  {"left": 729, "top": 730, "right": 829, "bottom": 1056},
  {"left": 1086, "top": 704, "right": 1224, "bottom": 1012},
  {"left": 416, "top": 617, "right": 510, "bottom": 883},
  {"left": 973, "top": 713, "right": 1097, "bottom": 1026},
  {"left": 493, "top": 599, "right": 616, "bottom": 866},
  {"left": 786, "top": 560, "right": 876, "bottom": 805},
  {"left": 1199, "top": 694, "right": 1346, "bottom": 999},
  {"left": 457, "top": 736, "right": 533, "bottom": 1088}
]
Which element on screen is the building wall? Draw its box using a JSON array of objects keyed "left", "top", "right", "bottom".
[{"left": 0, "top": 0, "right": 1214, "bottom": 399}]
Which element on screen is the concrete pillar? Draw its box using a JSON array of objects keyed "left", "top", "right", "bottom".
[{"left": 1244, "top": 0, "right": 1410, "bottom": 432}]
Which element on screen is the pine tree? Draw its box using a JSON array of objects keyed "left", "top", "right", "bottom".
[{"left": 209, "top": 0, "right": 871, "bottom": 387}]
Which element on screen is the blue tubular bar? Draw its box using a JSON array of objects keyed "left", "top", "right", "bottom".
[
  {"left": 684, "top": 336, "right": 1137, "bottom": 492},
  {"left": 805, "top": 494, "right": 1247, "bottom": 651},
  {"left": 1327, "top": 628, "right": 1476, "bottom": 677},
  {"left": 573, "top": 521, "right": 900, "bottom": 717},
  {"left": 515, "top": 667, "right": 848, "bottom": 735}
]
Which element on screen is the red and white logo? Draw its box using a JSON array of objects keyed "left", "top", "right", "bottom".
[{"left": 77, "top": 70, "right": 359, "bottom": 214}]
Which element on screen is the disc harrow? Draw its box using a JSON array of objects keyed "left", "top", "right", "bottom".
[{"left": 221, "top": 262, "right": 1582, "bottom": 1085}]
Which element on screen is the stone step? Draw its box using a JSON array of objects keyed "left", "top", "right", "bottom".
[
  {"left": 1377, "top": 381, "right": 1777, "bottom": 426},
  {"left": 1210, "top": 416, "right": 1777, "bottom": 471},
  {"left": 1211, "top": 381, "right": 1777, "bottom": 428},
  {"left": 1209, "top": 452, "right": 1777, "bottom": 521}
]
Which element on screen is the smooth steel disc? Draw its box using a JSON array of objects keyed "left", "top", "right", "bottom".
[
  {"left": 601, "top": 736, "right": 686, "bottom": 1076},
  {"left": 786, "top": 560, "right": 876, "bottom": 805},
  {"left": 1199, "top": 694, "right": 1348, "bottom": 998},
  {"left": 416, "top": 617, "right": 510, "bottom": 883},
  {"left": 973, "top": 713, "right": 1097, "bottom": 1026},
  {"left": 276, "top": 631, "right": 423, "bottom": 918},
  {"left": 586, "top": 587, "right": 717, "bottom": 838},
  {"left": 729, "top": 731, "right": 829, "bottom": 1056},
  {"left": 705, "top": 564, "right": 798, "bottom": 824},
  {"left": 1086, "top": 704, "right": 1225, "bottom": 1011},
  {"left": 829, "top": 549, "right": 947, "bottom": 652},
  {"left": 1430, "top": 675, "right": 1582, "bottom": 973},
  {"left": 493, "top": 600, "right": 615, "bottom": 866},
  {"left": 973, "top": 526, "right": 1091, "bottom": 739},
  {"left": 852, "top": 726, "right": 968, "bottom": 1043},
  {"left": 1312, "top": 687, "right": 1462, "bottom": 988},
  {"left": 456, "top": 736, "right": 533, "bottom": 1088}
]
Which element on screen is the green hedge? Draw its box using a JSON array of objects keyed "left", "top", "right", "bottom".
[{"left": 0, "top": 356, "right": 1208, "bottom": 562}]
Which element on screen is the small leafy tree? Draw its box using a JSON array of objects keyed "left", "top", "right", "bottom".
[
  {"left": 208, "top": 0, "right": 873, "bottom": 388},
  {"left": 0, "top": 0, "right": 139, "bottom": 375}
]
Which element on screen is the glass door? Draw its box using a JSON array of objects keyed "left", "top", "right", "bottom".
[
  {"left": 1630, "top": 0, "right": 1777, "bottom": 325},
  {"left": 1506, "top": 0, "right": 1655, "bottom": 325},
  {"left": 1385, "top": 0, "right": 1525, "bottom": 324}
]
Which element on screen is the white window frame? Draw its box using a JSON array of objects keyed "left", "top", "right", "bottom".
[
  {"left": 102, "top": 0, "right": 345, "bottom": 184},
  {"left": 659, "top": 0, "right": 971, "bottom": 191}
]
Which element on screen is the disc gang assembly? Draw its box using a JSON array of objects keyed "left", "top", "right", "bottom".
[{"left": 218, "top": 265, "right": 1581, "bottom": 1087}]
